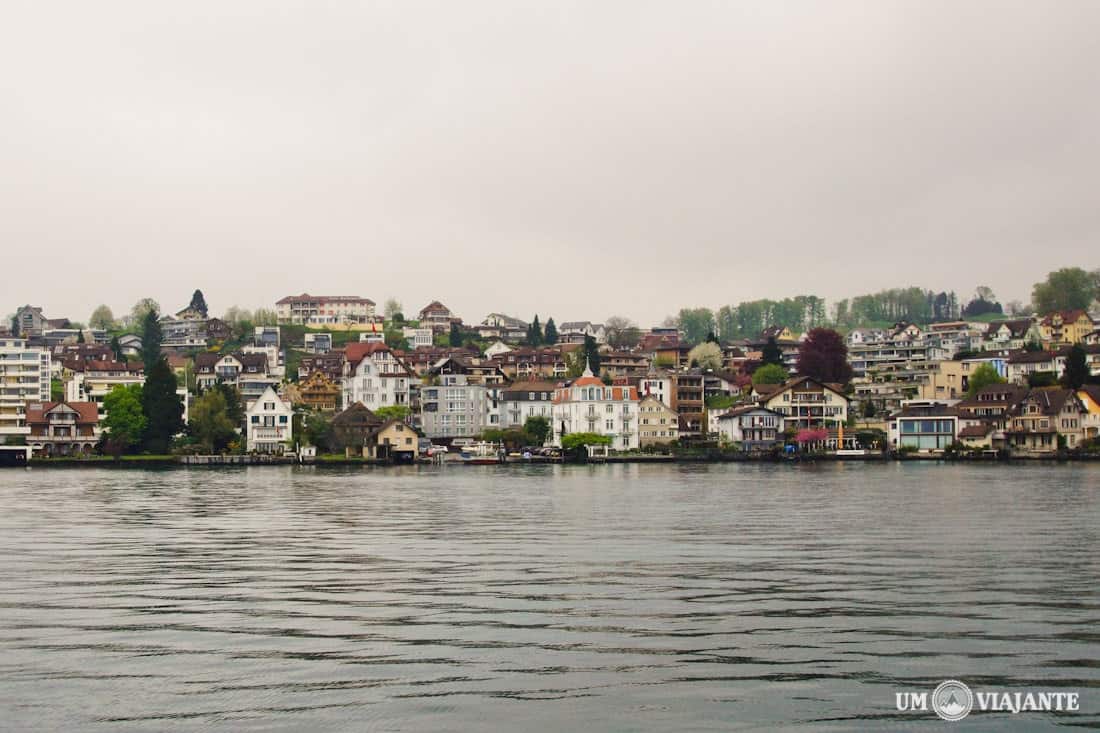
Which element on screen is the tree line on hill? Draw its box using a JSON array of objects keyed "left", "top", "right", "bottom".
[{"left": 667, "top": 266, "right": 1100, "bottom": 345}]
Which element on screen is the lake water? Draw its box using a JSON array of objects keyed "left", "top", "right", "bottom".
[{"left": 0, "top": 463, "right": 1097, "bottom": 731}]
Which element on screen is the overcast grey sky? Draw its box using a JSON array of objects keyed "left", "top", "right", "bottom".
[{"left": 2, "top": 1, "right": 1098, "bottom": 326}]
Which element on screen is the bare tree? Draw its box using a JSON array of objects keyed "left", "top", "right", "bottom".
[
  {"left": 384, "top": 297, "right": 402, "bottom": 319},
  {"left": 605, "top": 315, "right": 641, "bottom": 349}
]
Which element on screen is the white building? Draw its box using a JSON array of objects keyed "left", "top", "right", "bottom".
[
  {"left": 638, "top": 372, "right": 674, "bottom": 406},
  {"left": 558, "top": 321, "right": 607, "bottom": 344},
  {"left": 275, "top": 293, "right": 376, "bottom": 325},
  {"left": 0, "top": 338, "right": 51, "bottom": 440},
  {"left": 551, "top": 363, "right": 639, "bottom": 450},
  {"left": 303, "top": 332, "right": 333, "bottom": 354},
  {"left": 402, "top": 327, "right": 433, "bottom": 349},
  {"left": 484, "top": 340, "right": 513, "bottom": 359},
  {"left": 716, "top": 406, "right": 785, "bottom": 451},
  {"left": 342, "top": 342, "right": 413, "bottom": 410},
  {"left": 194, "top": 352, "right": 277, "bottom": 407},
  {"left": 246, "top": 386, "right": 293, "bottom": 453}
]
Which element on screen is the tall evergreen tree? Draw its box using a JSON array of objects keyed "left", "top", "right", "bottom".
[
  {"left": 110, "top": 335, "right": 123, "bottom": 361},
  {"left": 76, "top": 329, "right": 85, "bottom": 344},
  {"left": 142, "top": 358, "right": 184, "bottom": 453},
  {"left": 189, "top": 289, "right": 209, "bottom": 318},
  {"left": 762, "top": 336, "right": 783, "bottom": 366},
  {"left": 449, "top": 321, "right": 463, "bottom": 348},
  {"left": 527, "top": 315, "right": 543, "bottom": 346},
  {"left": 141, "top": 309, "right": 162, "bottom": 369},
  {"left": 543, "top": 317, "right": 558, "bottom": 345},
  {"left": 137, "top": 306, "right": 182, "bottom": 453},
  {"left": 1063, "top": 344, "right": 1089, "bottom": 390}
]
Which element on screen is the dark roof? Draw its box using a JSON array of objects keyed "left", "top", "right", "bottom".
[
  {"left": 1040, "top": 309, "right": 1092, "bottom": 325},
  {"left": 959, "top": 423, "right": 994, "bottom": 438},
  {"left": 717, "top": 404, "right": 782, "bottom": 419},
  {"left": 891, "top": 404, "right": 960, "bottom": 419},
  {"left": 331, "top": 402, "right": 383, "bottom": 427},
  {"left": 1007, "top": 350, "right": 1057, "bottom": 364},
  {"left": 985, "top": 319, "right": 1032, "bottom": 338},
  {"left": 1023, "top": 388, "right": 1078, "bottom": 416}
]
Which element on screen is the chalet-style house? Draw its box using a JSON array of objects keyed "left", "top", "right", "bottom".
[
  {"left": 1038, "top": 310, "right": 1096, "bottom": 346},
  {"left": 297, "top": 371, "right": 341, "bottom": 412},
  {"left": 417, "top": 301, "right": 459, "bottom": 333},
  {"left": 330, "top": 402, "right": 383, "bottom": 454},
  {"left": 756, "top": 376, "right": 849, "bottom": 431},
  {"left": 1005, "top": 388, "right": 1087, "bottom": 454},
  {"left": 716, "top": 405, "right": 784, "bottom": 451},
  {"left": 25, "top": 401, "right": 99, "bottom": 457}
]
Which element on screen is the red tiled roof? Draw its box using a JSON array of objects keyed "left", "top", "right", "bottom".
[{"left": 25, "top": 401, "right": 99, "bottom": 425}]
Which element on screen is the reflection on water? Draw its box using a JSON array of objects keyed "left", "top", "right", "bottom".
[{"left": 0, "top": 463, "right": 1097, "bottom": 731}]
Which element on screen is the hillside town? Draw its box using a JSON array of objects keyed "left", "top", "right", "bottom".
[{"left": 3, "top": 267, "right": 1100, "bottom": 463}]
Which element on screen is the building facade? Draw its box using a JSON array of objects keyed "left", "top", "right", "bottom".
[
  {"left": 246, "top": 386, "right": 293, "bottom": 453},
  {"left": 341, "top": 342, "right": 413, "bottom": 411},
  {"left": 276, "top": 294, "right": 376, "bottom": 324},
  {"left": 0, "top": 338, "right": 51, "bottom": 440},
  {"left": 637, "top": 395, "right": 679, "bottom": 447},
  {"left": 25, "top": 401, "right": 99, "bottom": 456},
  {"left": 551, "top": 365, "right": 639, "bottom": 451}
]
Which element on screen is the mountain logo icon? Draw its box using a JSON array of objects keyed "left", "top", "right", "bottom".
[{"left": 932, "top": 680, "right": 974, "bottom": 721}]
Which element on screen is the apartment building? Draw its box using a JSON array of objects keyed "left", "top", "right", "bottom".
[{"left": 0, "top": 338, "right": 51, "bottom": 440}]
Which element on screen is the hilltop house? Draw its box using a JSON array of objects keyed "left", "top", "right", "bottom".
[
  {"left": 981, "top": 319, "right": 1038, "bottom": 351},
  {"left": 275, "top": 293, "right": 376, "bottom": 325},
  {"left": 558, "top": 321, "right": 607, "bottom": 344},
  {"left": 477, "top": 314, "right": 528, "bottom": 341},
  {"left": 418, "top": 301, "right": 459, "bottom": 333},
  {"left": 1038, "top": 310, "right": 1096, "bottom": 347}
]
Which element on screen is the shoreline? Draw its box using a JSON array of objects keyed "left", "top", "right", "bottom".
[{"left": 6, "top": 453, "right": 1100, "bottom": 468}]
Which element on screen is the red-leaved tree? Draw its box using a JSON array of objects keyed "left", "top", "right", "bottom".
[{"left": 797, "top": 328, "right": 853, "bottom": 385}]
